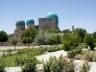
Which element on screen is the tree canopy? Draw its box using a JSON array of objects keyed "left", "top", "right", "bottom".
[
  {"left": 0, "top": 31, "right": 8, "bottom": 42},
  {"left": 84, "top": 34, "right": 95, "bottom": 50}
]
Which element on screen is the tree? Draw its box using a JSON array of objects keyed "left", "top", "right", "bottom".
[
  {"left": 11, "top": 38, "right": 18, "bottom": 50},
  {"left": 0, "top": 31, "right": 8, "bottom": 44},
  {"left": 93, "top": 32, "right": 96, "bottom": 42},
  {"left": 62, "top": 34, "right": 78, "bottom": 51},
  {"left": 22, "top": 37, "right": 33, "bottom": 49},
  {"left": 73, "top": 28, "right": 87, "bottom": 43},
  {"left": 34, "top": 31, "right": 49, "bottom": 45},
  {"left": 62, "top": 29, "right": 71, "bottom": 34},
  {"left": 47, "top": 29, "right": 59, "bottom": 33},
  {"left": 0, "top": 64, "right": 5, "bottom": 72},
  {"left": 21, "top": 27, "right": 38, "bottom": 40},
  {"left": 48, "top": 34, "right": 60, "bottom": 45},
  {"left": 21, "top": 27, "right": 37, "bottom": 48},
  {"left": 84, "top": 34, "right": 95, "bottom": 50}
]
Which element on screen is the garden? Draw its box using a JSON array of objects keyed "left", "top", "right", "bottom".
[{"left": 0, "top": 28, "right": 96, "bottom": 72}]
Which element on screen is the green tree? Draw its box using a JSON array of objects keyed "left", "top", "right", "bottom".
[
  {"left": 84, "top": 34, "right": 95, "bottom": 50},
  {"left": 73, "top": 28, "right": 87, "bottom": 43},
  {"left": 0, "top": 64, "right": 5, "bottom": 72},
  {"left": 22, "top": 37, "right": 33, "bottom": 49},
  {"left": 11, "top": 38, "right": 18, "bottom": 50},
  {"left": 0, "top": 31, "right": 8, "bottom": 45},
  {"left": 47, "top": 29, "right": 59, "bottom": 33},
  {"left": 62, "top": 29, "right": 71, "bottom": 34},
  {"left": 93, "top": 32, "right": 96, "bottom": 42},
  {"left": 34, "top": 31, "right": 49, "bottom": 45},
  {"left": 21, "top": 27, "right": 38, "bottom": 40},
  {"left": 48, "top": 34, "right": 60, "bottom": 45},
  {"left": 62, "top": 34, "right": 78, "bottom": 51},
  {"left": 21, "top": 27, "right": 37, "bottom": 48}
]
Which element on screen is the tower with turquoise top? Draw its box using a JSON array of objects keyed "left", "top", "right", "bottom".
[
  {"left": 39, "top": 12, "right": 59, "bottom": 30},
  {"left": 26, "top": 18, "right": 35, "bottom": 28},
  {"left": 14, "top": 18, "right": 25, "bottom": 40}
]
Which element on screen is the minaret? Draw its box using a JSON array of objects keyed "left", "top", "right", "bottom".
[{"left": 72, "top": 25, "right": 74, "bottom": 34}]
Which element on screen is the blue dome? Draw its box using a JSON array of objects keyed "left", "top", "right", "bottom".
[
  {"left": 26, "top": 18, "right": 34, "bottom": 25},
  {"left": 46, "top": 12, "right": 59, "bottom": 24},
  {"left": 16, "top": 19, "right": 25, "bottom": 26}
]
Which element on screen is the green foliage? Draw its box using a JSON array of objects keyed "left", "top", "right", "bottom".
[
  {"left": 0, "top": 47, "right": 47, "bottom": 67},
  {"left": 11, "top": 38, "right": 18, "bottom": 49},
  {"left": 34, "top": 31, "right": 49, "bottom": 45},
  {"left": 0, "top": 31, "right": 8, "bottom": 43},
  {"left": 7, "top": 49, "right": 12, "bottom": 56},
  {"left": 47, "top": 29, "right": 59, "bottom": 33},
  {"left": 84, "top": 34, "right": 95, "bottom": 50},
  {"left": 22, "top": 37, "right": 33, "bottom": 49},
  {"left": 69, "top": 47, "right": 82, "bottom": 58},
  {"left": 0, "top": 64, "right": 5, "bottom": 72},
  {"left": 22, "top": 57, "right": 37, "bottom": 72},
  {"left": 62, "top": 29, "right": 71, "bottom": 34},
  {"left": 47, "top": 46, "right": 62, "bottom": 52},
  {"left": 62, "top": 34, "right": 78, "bottom": 51},
  {"left": 43, "top": 56, "right": 75, "bottom": 72},
  {"left": 75, "top": 51, "right": 96, "bottom": 62},
  {"left": 73, "top": 28, "right": 87, "bottom": 43},
  {"left": 21, "top": 27, "right": 38, "bottom": 40},
  {"left": 93, "top": 32, "right": 96, "bottom": 42},
  {"left": 80, "top": 62, "right": 90, "bottom": 72},
  {"left": 35, "top": 31, "right": 61, "bottom": 45},
  {"left": 48, "top": 34, "right": 61, "bottom": 45}
]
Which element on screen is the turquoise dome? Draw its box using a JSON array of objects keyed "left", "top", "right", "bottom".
[
  {"left": 46, "top": 12, "right": 59, "bottom": 24},
  {"left": 26, "top": 18, "right": 34, "bottom": 25},
  {"left": 16, "top": 19, "right": 25, "bottom": 26}
]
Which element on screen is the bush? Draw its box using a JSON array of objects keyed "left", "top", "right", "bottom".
[
  {"left": 15, "top": 57, "right": 24, "bottom": 66},
  {"left": 0, "top": 64, "right": 5, "bottom": 72},
  {"left": 43, "top": 56, "right": 90, "bottom": 72},
  {"left": 75, "top": 51, "right": 96, "bottom": 62},
  {"left": 43, "top": 55, "right": 75, "bottom": 72},
  {"left": 69, "top": 47, "right": 82, "bottom": 58},
  {"left": 80, "top": 62, "right": 90, "bottom": 72},
  {"left": 47, "top": 46, "right": 62, "bottom": 52},
  {"left": 62, "top": 34, "right": 79, "bottom": 51},
  {"left": 22, "top": 57, "right": 37, "bottom": 72}
]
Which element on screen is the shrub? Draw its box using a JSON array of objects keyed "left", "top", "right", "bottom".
[
  {"left": 15, "top": 57, "right": 24, "bottom": 66},
  {"left": 0, "top": 64, "right": 5, "bottom": 72},
  {"left": 69, "top": 47, "right": 82, "bottom": 58},
  {"left": 80, "top": 62, "right": 90, "bottom": 72},
  {"left": 22, "top": 57, "right": 37, "bottom": 72},
  {"left": 75, "top": 51, "right": 96, "bottom": 62},
  {"left": 62, "top": 34, "right": 79, "bottom": 51},
  {"left": 43, "top": 55, "right": 75, "bottom": 72},
  {"left": 47, "top": 46, "right": 62, "bottom": 52},
  {"left": 43, "top": 56, "right": 90, "bottom": 72}
]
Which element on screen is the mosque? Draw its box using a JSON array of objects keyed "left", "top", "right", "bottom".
[{"left": 11, "top": 12, "right": 59, "bottom": 42}]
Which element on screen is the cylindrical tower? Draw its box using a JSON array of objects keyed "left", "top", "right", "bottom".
[
  {"left": 45, "top": 12, "right": 59, "bottom": 29},
  {"left": 26, "top": 18, "right": 35, "bottom": 28},
  {"left": 16, "top": 18, "right": 25, "bottom": 31}
]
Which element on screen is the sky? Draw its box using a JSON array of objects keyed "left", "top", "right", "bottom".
[{"left": 0, "top": 0, "right": 96, "bottom": 34}]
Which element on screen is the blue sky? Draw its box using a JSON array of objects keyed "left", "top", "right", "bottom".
[{"left": 0, "top": 0, "right": 96, "bottom": 34}]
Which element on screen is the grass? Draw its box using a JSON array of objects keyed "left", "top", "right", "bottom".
[{"left": 0, "top": 47, "right": 47, "bottom": 67}]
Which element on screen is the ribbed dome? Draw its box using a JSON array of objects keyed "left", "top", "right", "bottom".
[
  {"left": 16, "top": 18, "right": 25, "bottom": 26},
  {"left": 46, "top": 12, "right": 59, "bottom": 24},
  {"left": 26, "top": 18, "right": 34, "bottom": 25}
]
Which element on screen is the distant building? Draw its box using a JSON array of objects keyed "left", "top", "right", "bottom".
[{"left": 3, "top": 12, "right": 59, "bottom": 46}]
